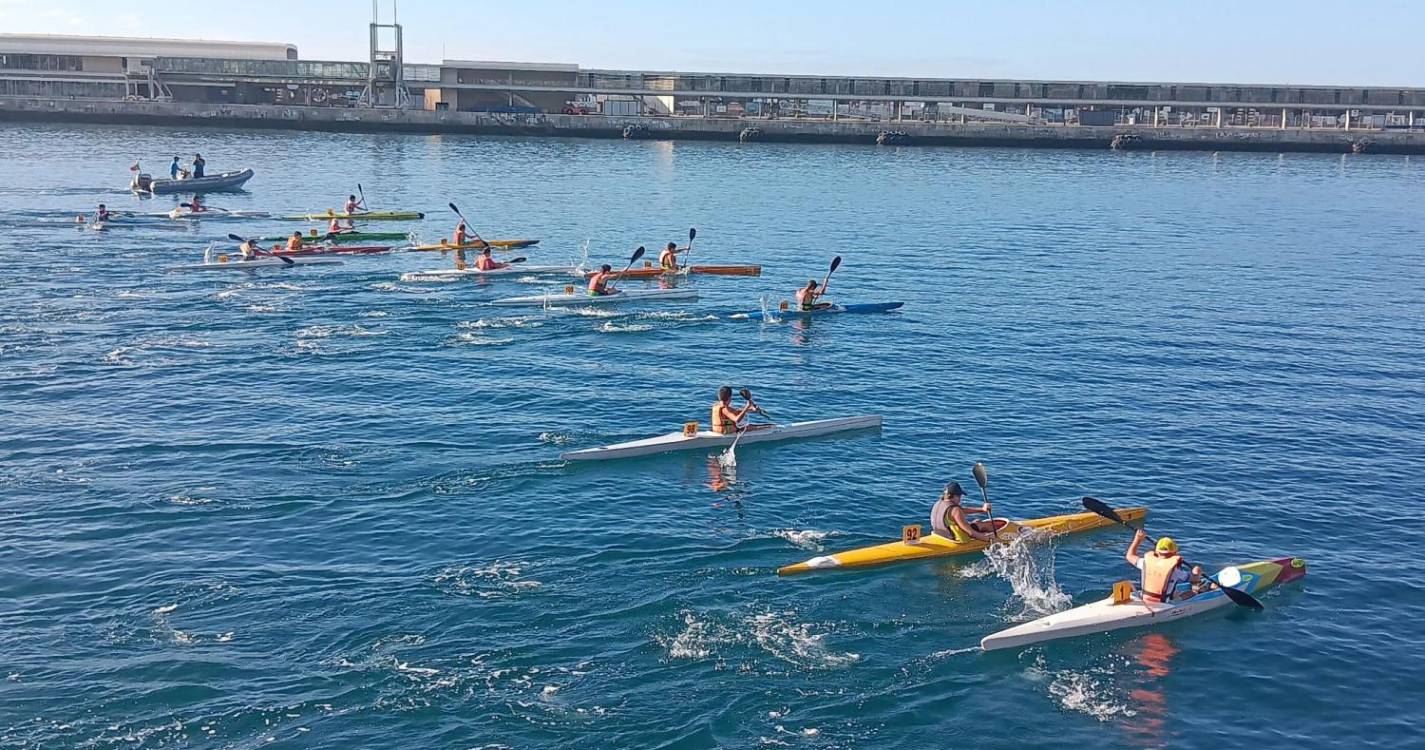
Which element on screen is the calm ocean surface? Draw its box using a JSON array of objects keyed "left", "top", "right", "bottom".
[{"left": 1, "top": 123, "right": 1421, "bottom": 749}]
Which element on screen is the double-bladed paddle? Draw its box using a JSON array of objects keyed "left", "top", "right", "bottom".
[
  {"left": 972, "top": 462, "right": 1000, "bottom": 541},
  {"left": 683, "top": 227, "right": 697, "bottom": 270},
  {"left": 820, "top": 255, "right": 842, "bottom": 300},
  {"left": 1081, "top": 496, "right": 1263, "bottom": 611},
  {"left": 721, "top": 388, "right": 768, "bottom": 465},
  {"left": 447, "top": 202, "right": 489, "bottom": 247}
]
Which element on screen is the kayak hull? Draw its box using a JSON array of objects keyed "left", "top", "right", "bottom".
[
  {"left": 257, "top": 231, "right": 411, "bottom": 244},
  {"left": 979, "top": 557, "right": 1308, "bottom": 652},
  {"left": 585, "top": 264, "right": 762, "bottom": 280},
  {"left": 777, "top": 507, "right": 1149, "bottom": 575},
  {"left": 490, "top": 288, "right": 699, "bottom": 307},
  {"left": 135, "top": 168, "right": 254, "bottom": 194},
  {"left": 735, "top": 302, "right": 904, "bottom": 321},
  {"left": 400, "top": 265, "right": 580, "bottom": 281},
  {"left": 283, "top": 210, "right": 425, "bottom": 221},
  {"left": 406, "top": 239, "right": 541, "bottom": 252},
  {"left": 163, "top": 210, "right": 271, "bottom": 220},
  {"left": 271, "top": 244, "right": 394, "bottom": 257},
  {"left": 167, "top": 257, "right": 344, "bottom": 272},
  {"left": 561, "top": 415, "right": 883, "bottom": 462}
]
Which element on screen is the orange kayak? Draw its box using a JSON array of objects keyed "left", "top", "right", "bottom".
[{"left": 584, "top": 264, "right": 761, "bottom": 280}]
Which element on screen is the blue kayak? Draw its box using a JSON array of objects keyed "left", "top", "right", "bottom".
[{"left": 733, "top": 302, "right": 904, "bottom": 321}]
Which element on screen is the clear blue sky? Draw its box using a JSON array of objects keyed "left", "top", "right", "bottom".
[{"left": 3, "top": 0, "right": 1423, "bottom": 86}]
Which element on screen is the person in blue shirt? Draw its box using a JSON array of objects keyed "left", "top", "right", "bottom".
[
  {"left": 170, "top": 156, "right": 180, "bottom": 179},
  {"left": 192, "top": 154, "right": 206, "bottom": 179}
]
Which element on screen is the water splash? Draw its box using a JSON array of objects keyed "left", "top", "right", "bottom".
[{"left": 960, "top": 529, "right": 1071, "bottom": 617}]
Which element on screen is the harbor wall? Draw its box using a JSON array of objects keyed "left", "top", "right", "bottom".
[{"left": 3, "top": 96, "right": 1424, "bottom": 154}]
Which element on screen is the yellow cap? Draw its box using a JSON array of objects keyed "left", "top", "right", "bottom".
[{"left": 1156, "top": 537, "right": 1179, "bottom": 554}]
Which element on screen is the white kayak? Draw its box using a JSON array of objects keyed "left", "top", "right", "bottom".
[
  {"left": 560, "top": 415, "right": 883, "bottom": 462},
  {"left": 491, "top": 288, "right": 699, "bottom": 307},
  {"left": 979, "top": 556, "right": 1307, "bottom": 652},
  {"left": 400, "top": 265, "right": 580, "bottom": 282},
  {"left": 162, "top": 209, "right": 271, "bottom": 220},
  {"left": 167, "top": 257, "right": 344, "bottom": 272}
]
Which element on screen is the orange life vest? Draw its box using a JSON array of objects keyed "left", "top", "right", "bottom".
[
  {"left": 345, "top": 200, "right": 360, "bottom": 214},
  {"left": 329, "top": 219, "right": 343, "bottom": 233},
  {"left": 1141, "top": 553, "right": 1184, "bottom": 603},
  {"left": 286, "top": 236, "right": 302, "bottom": 252},
  {"left": 710, "top": 401, "right": 736, "bottom": 435},
  {"left": 476, "top": 255, "right": 498, "bottom": 271},
  {"left": 454, "top": 226, "right": 468, "bottom": 245}
]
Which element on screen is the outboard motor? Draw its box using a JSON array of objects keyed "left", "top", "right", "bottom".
[{"left": 131, "top": 172, "right": 154, "bottom": 192}]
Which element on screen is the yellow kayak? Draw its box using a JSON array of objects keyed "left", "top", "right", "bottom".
[
  {"left": 407, "top": 239, "right": 540, "bottom": 252},
  {"left": 777, "top": 506, "right": 1147, "bottom": 576}
]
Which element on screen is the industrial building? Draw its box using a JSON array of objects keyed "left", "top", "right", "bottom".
[{"left": 2, "top": 31, "right": 1423, "bottom": 131}]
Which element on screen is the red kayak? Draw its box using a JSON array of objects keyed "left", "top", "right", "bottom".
[{"left": 269, "top": 244, "right": 394, "bottom": 257}]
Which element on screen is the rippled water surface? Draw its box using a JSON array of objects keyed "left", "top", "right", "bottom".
[{"left": 1, "top": 123, "right": 1422, "bottom": 749}]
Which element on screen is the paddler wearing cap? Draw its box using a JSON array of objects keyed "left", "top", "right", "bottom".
[
  {"left": 1125, "top": 529, "right": 1207, "bottom": 603},
  {"left": 930, "top": 481, "right": 996, "bottom": 542},
  {"left": 710, "top": 385, "right": 769, "bottom": 435}
]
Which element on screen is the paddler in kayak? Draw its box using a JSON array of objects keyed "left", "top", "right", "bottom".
[
  {"left": 710, "top": 386, "right": 769, "bottom": 435},
  {"left": 188, "top": 194, "right": 206, "bottom": 213},
  {"left": 930, "top": 481, "right": 997, "bottom": 542},
  {"left": 588, "top": 264, "right": 619, "bottom": 296},
  {"left": 1126, "top": 531, "right": 1206, "bottom": 602},
  {"left": 95, "top": 204, "right": 114, "bottom": 223},
  {"left": 659, "top": 241, "right": 686, "bottom": 272},
  {"left": 474, "top": 246, "right": 509, "bottom": 272},
  {"left": 796, "top": 279, "right": 832, "bottom": 311},
  {"left": 238, "top": 238, "right": 261, "bottom": 260},
  {"left": 342, "top": 194, "right": 363, "bottom": 228},
  {"left": 285, "top": 231, "right": 305, "bottom": 254}
]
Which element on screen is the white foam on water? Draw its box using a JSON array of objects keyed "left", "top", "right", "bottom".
[
  {"left": 432, "top": 561, "right": 542, "bottom": 599},
  {"left": 1022, "top": 654, "right": 1135, "bottom": 723},
  {"left": 656, "top": 609, "right": 859, "bottom": 669},
  {"left": 296, "top": 325, "right": 387, "bottom": 339},
  {"left": 168, "top": 494, "right": 216, "bottom": 506},
  {"left": 102, "top": 347, "right": 136, "bottom": 365},
  {"left": 749, "top": 612, "right": 861, "bottom": 668},
  {"left": 596, "top": 322, "right": 654, "bottom": 333},
  {"left": 452, "top": 332, "right": 516, "bottom": 347},
  {"left": 537, "top": 431, "right": 574, "bottom": 446},
  {"left": 771, "top": 529, "right": 830, "bottom": 550},
  {"left": 459, "top": 316, "right": 543, "bottom": 330}
]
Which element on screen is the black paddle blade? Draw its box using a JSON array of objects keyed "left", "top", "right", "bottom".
[
  {"left": 448, "top": 202, "right": 461, "bottom": 215},
  {"left": 739, "top": 388, "right": 753, "bottom": 400},
  {"left": 688, "top": 228, "right": 696, "bottom": 241},
  {"left": 276, "top": 255, "right": 294, "bottom": 265},
  {"left": 509, "top": 257, "right": 527, "bottom": 264},
  {"left": 972, "top": 462, "right": 988, "bottom": 490},
  {"left": 630, "top": 246, "right": 646, "bottom": 263},
  {"left": 1082, "top": 496, "right": 1124, "bottom": 525},
  {"left": 180, "top": 203, "right": 192, "bottom": 208},
  {"left": 1219, "top": 582, "right": 1265, "bottom": 611},
  {"left": 829, "top": 256, "right": 842, "bottom": 272},
  {"left": 227, "top": 233, "right": 245, "bottom": 242}
]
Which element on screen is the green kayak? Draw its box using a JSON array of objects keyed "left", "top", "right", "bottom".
[{"left": 255, "top": 230, "right": 412, "bottom": 245}]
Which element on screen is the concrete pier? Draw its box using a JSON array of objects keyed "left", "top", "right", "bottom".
[{"left": 3, "top": 96, "right": 1423, "bottom": 154}]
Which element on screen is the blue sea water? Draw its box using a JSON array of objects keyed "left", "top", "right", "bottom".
[{"left": 0, "top": 123, "right": 1422, "bottom": 749}]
